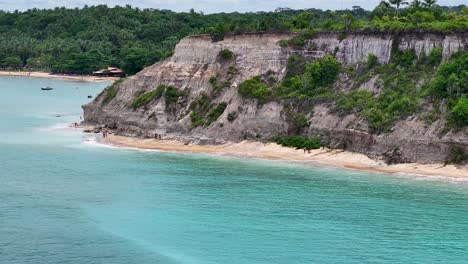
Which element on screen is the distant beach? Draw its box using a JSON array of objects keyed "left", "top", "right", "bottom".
[
  {"left": 0, "top": 70, "right": 119, "bottom": 82},
  {"left": 100, "top": 134, "right": 468, "bottom": 180}
]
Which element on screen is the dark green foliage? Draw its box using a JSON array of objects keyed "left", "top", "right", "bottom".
[
  {"left": 335, "top": 49, "right": 438, "bottom": 133},
  {"left": 227, "top": 111, "right": 238, "bottom": 122},
  {"left": 189, "top": 93, "right": 226, "bottom": 127},
  {"left": 190, "top": 112, "right": 205, "bottom": 127},
  {"left": 206, "top": 103, "right": 227, "bottom": 125},
  {"left": 190, "top": 93, "right": 211, "bottom": 113},
  {"left": 366, "top": 54, "right": 379, "bottom": 70},
  {"left": 335, "top": 90, "right": 374, "bottom": 115},
  {"left": 0, "top": 5, "right": 465, "bottom": 75},
  {"left": 132, "top": 86, "right": 165, "bottom": 109},
  {"left": 209, "top": 76, "right": 231, "bottom": 93},
  {"left": 98, "top": 78, "right": 125, "bottom": 105},
  {"left": 238, "top": 76, "right": 270, "bottom": 102},
  {"left": 2, "top": 56, "right": 22, "bottom": 69},
  {"left": 447, "top": 146, "right": 467, "bottom": 164},
  {"left": 0, "top": 6, "right": 299, "bottom": 74},
  {"left": 291, "top": 113, "right": 311, "bottom": 133},
  {"left": 426, "top": 52, "right": 467, "bottom": 100},
  {"left": 286, "top": 54, "right": 307, "bottom": 78},
  {"left": 123, "top": 47, "right": 150, "bottom": 75},
  {"left": 131, "top": 85, "right": 178, "bottom": 109},
  {"left": 283, "top": 31, "right": 317, "bottom": 49},
  {"left": 288, "top": 35, "right": 307, "bottom": 48},
  {"left": 428, "top": 47, "right": 442, "bottom": 66},
  {"left": 275, "top": 136, "right": 321, "bottom": 150},
  {"left": 279, "top": 40, "right": 289, "bottom": 48},
  {"left": 449, "top": 98, "right": 468, "bottom": 127},
  {"left": 209, "top": 76, "right": 217, "bottom": 85},
  {"left": 304, "top": 55, "right": 341, "bottom": 89},
  {"left": 219, "top": 49, "right": 235, "bottom": 60},
  {"left": 277, "top": 55, "right": 341, "bottom": 101},
  {"left": 102, "top": 87, "right": 118, "bottom": 105},
  {"left": 164, "top": 86, "right": 181, "bottom": 106},
  {"left": 425, "top": 51, "right": 467, "bottom": 127},
  {"left": 393, "top": 49, "right": 417, "bottom": 67}
]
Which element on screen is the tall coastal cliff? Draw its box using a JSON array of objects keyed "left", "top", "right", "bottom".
[{"left": 84, "top": 32, "right": 468, "bottom": 164}]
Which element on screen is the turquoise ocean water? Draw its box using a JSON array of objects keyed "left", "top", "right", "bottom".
[{"left": 1, "top": 76, "right": 468, "bottom": 264}]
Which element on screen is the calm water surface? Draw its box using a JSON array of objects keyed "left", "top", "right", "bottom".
[{"left": 1, "top": 77, "right": 467, "bottom": 264}]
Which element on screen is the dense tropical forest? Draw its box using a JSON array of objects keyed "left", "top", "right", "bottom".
[{"left": 0, "top": 0, "right": 466, "bottom": 74}]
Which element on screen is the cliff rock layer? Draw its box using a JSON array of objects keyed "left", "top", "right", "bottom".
[{"left": 84, "top": 32, "right": 468, "bottom": 164}]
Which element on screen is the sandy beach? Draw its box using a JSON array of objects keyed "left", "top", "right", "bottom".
[
  {"left": 0, "top": 70, "right": 119, "bottom": 82},
  {"left": 101, "top": 134, "right": 468, "bottom": 179}
]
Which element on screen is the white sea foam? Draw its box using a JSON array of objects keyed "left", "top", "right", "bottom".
[
  {"left": 393, "top": 172, "right": 468, "bottom": 184},
  {"left": 39, "top": 123, "right": 75, "bottom": 131}
]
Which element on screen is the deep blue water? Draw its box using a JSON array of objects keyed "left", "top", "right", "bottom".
[{"left": 1, "top": 76, "right": 468, "bottom": 264}]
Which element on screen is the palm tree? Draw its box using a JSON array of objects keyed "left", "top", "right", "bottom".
[
  {"left": 389, "top": 0, "right": 409, "bottom": 14},
  {"left": 411, "top": 0, "right": 423, "bottom": 9},
  {"left": 379, "top": 0, "right": 391, "bottom": 8},
  {"left": 423, "top": 0, "right": 437, "bottom": 8}
]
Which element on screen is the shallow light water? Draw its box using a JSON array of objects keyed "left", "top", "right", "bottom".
[{"left": 1, "top": 76, "right": 468, "bottom": 264}]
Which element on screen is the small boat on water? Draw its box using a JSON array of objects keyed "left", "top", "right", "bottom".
[
  {"left": 41, "top": 86, "right": 53, "bottom": 91},
  {"left": 87, "top": 95, "right": 93, "bottom": 98}
]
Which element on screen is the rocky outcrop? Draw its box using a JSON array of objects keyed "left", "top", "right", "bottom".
[{"left": 84, "top": 31, "right": 468, "bottom": 164}]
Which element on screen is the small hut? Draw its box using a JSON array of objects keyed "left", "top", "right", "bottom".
[{"left": 93, "top": 67, "right": 125, "bottom": 77}]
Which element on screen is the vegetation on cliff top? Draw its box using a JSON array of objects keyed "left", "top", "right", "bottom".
[{"left": 0, "top": 1, "right": 465, "bottom": 74}]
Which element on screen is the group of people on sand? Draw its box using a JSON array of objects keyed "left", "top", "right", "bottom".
[
  {"left": 154, "top": 134, "right": 162, "bottom": 140},
  {"left": 102, "top": 130, "right": 109, "bottom": 138},
  {"left": 70, "top": 117, "right": 82, "bottom": 128}
]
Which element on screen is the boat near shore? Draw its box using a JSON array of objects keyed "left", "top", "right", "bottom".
[{"left": 41, "top": 86, "right": 53, "bottom": 91}]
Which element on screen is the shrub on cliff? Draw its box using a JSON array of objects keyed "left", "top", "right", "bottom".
[
  {"left": 366, "top": 54, "right": 379, "bottom": 70},
  {"left": 132, "top": 86, "right": 165, "bottom": 109},
  {"left": 164, "top": 86, "right": 181, "bottom": 106},
  {"left": 304, "top": 55, "right": 341, "bottom": 89},
  {"left": 102, "top": 87, "right": 118, "bottom": 105},
  {"left": 425, "top": 51, "right": 467, "bottom": 128},
  {"left": 449, "top": 98, "right": 468, "bottom": 128},
  {"left": 286, "top": 54, "right": 307, "bottom": 78},
  {"left": 132, "top": 85, "right": 180, "bottom": 109},
  {"left": 239, "top": 76, "right": 270, "bottom": 103},
  {"left": 219, "top": 49, "right": 235, "bottom": 60},
  {"left": 447, "top": 146, "right": 467, "bottom": 164},
  {"left": 206, "top": 103, "right": 228, "bottom": 125},
  {"left": 189, "top": 93, "right": 227, "bottom": 127}
]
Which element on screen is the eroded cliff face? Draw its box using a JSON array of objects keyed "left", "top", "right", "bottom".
[{"left": 84, "top": 32, "right": 468, "bottom": 163}]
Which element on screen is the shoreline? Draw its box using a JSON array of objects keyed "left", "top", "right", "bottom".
[
  {"left": 100, "top": 134, "right": 468, "bottom": 180},
  {"left": 0, "top": 70, "right": 119, "bottom": 82}
]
